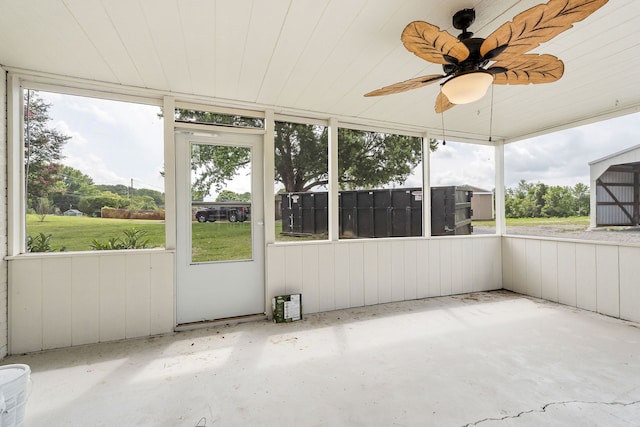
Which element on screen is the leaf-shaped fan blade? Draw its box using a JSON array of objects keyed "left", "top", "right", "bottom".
[
  {"left": 480, "top": 0, "right": 608, "bottom": 60},
  {"left": 489, "top": 54, "right": 564, "bottom": 84},
  {"left": 435, "top": 92, "right": 455, "bottom": 114},
  {"left": 364, "top": 74, "right": 445, "bottom": 97},
  {"left": 402, "top": 21, "right": 470, "bottom": 65}
]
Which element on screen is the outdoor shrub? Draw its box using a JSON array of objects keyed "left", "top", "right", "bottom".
[
  {"left": 90, "top": 228, "right": 151, "bottom": 250},
  {"left": 27, "top": 233, "right": 53, "bottom": 252}
]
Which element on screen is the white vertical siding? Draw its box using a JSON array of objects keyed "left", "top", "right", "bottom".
[
  {"left": 266, "top": 236, "right": 502, "bottom": 316},
  {"left": 557, "top": 242, "right": 577, "bottom": 306},
  {"left": 377, "top": 241, "right": 393, "bottom": 303},
  {"left": 415, "top": 240, "right": 429, "bottom": 298},
  {"left": 71, "top": 256, "right": 100, "bottom": 345},
  {"left": 524, "top": 240, "right": 542, "bottom": 298},
  {"left": 540, "top": 241, "right": 559, "bottom": 302},
  {"left": 596, "top": 245, "right": 620, "bottom": 317},
  {"left": 504, "top": 236, "right": 640, "bottom": 324},
  {"left": 8, "top": 251, "right": 175, "bottom": 354},
  {"left": 620, "top": 246, "right": 640, "bottom": 323},
  {"left": 575, "top": 244, "right": 597, "bottom": 312},
  {"left": 42, "top": 257, "right": 72, "bottom": 349}
]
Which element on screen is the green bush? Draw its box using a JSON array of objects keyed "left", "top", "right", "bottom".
[
  {"left": 26, "top": 232, "right": 66, "bottom": 252},
  {"left": 90, "top": 228, "right": 151, "bottom": 250}
]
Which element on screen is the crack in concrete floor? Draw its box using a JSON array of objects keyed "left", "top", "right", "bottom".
[{"left": 462, "top": 399, "right": 640, "bottom": 426}]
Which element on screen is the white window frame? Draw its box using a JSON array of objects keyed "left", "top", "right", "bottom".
[{"left": 7, "top": 73, "right": 165, "bottom": 256}]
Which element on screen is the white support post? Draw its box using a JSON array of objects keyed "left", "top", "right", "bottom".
[
  {"left": 7, "top": 73, "right": 24, "bottom": 256},
  {"left": 163, "top": 96, "right": 177, "bottom": 250},
  {"left": 494, "top": 140, "right": 506, "bottom": 235},
  {"left": 423, "top": 132, "right": 431, "bottom": 238},
  {"left": 264, "top": 110, "right": 276, "bottom": 244},
  {"left": 328, "top": 118, "right": 339, "bottom": 241}
]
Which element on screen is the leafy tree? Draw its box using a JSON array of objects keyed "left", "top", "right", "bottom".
[
  {"left": 35, "top": 197, "right": 51, "bottom": 222},
  {"left": 176, "top": 109, "right": 435, "bottom": 196},
  {"left": 24, "top": 90, "right": 70, "bottom": 208},
  {"left": 216, "top": 190, "right": 251, "bottom": 202},
  {"left": 26, "top": 162, "right": 66, "bottom": 203},
  {"left": 191, "top": 144, "right": 251, "bottom": 199},
  {"left": 95, "top": 184, "right": 130, "bottom": 196},
  {"left": 135, "top": 188, "right": 165, "bottom": 208},
  {"left": 51, "top": 166, "right": 97, "bottom": 212},
  {"left": 78, "top": 191, "right": 129, "bottom": 217},
  {"left": 572, "top": 183, "right": 590, "bottom": 216},
  {"left": 128, "top": 195, "right": 158, "bottom": 211},
  {"left": 505, "top": 180, "right": 590, "bottom": 218},
  {"left": 338, "top": 129, "right": 427, "bottom": 190},
  {"left": 62, "top": 165, "right": 95, "bottom": 193},
  {"left": 542, "top": 185, "right": 574, "bottom": 217}
]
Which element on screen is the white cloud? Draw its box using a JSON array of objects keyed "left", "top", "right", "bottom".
[{"left": 37, "top": 90, "right": 165, "bottom": 191}]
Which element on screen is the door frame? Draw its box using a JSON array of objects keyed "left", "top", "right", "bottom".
[{"left": 174, "top": 127, "right": 265, "bottom": 325}]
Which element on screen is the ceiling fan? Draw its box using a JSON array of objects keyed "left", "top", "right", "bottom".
[{"left": 364, "top": 0, "right": 609, "bottom": 113}]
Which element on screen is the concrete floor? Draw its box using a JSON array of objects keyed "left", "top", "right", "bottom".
[{"left": 6, "top": 290, "right": 640, "bottom": 427}]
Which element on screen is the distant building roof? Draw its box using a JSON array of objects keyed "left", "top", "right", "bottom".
[{"left": 460, "top": 185, "right": 492, "bottom": 193}]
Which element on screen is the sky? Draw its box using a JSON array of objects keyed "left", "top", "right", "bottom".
[
  {"left": 37, "top": 90, "right": 639, "bottom": 195},
  {"left": 38, "top": 91, "right": 165, "bottom": 193}
]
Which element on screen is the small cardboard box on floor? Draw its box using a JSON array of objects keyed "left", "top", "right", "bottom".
[{"left": 272, "top": 294, "right": 302, "bottom": 323}]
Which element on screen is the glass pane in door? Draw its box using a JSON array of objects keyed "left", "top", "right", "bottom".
[{"left": 190, "top": 143, "right": 252, "bottom": 263}]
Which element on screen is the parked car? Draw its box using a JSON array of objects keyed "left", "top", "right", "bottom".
[{"left": 195, "top": 206, "right": 249, "bottom": 223}]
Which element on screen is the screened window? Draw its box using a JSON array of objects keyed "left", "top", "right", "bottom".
[
  {"left": 23, "top": 89, "right": 164, "bottom": 252},
  {"left": 337, "top": 128, "right": 422, "bottom": 239},
  {"left": 504, "top": 113, "right": 640, "bottom": 243},
  {"left": 274, "top": 120, "right": 328, "bottom": 242},
  {"left": 174, "top": 108, "right": 264, "bottom": 129},
  {"left": 430, "top": 140, "right": 495, "bottom": 236}
]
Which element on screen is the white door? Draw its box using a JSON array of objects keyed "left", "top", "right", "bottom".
[{"left": 175, "top": 130, "right": 264, "bottom": 325}]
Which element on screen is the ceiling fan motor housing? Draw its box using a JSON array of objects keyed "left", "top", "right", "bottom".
[{"left": 453, "top": 8, "right": 475, "bottom": 39}]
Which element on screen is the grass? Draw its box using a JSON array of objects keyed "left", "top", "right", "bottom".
[
  {"left": 192, "top": 221, "right": 251, "bottom": 262},
  {"left": 27, "top": 215, "right": 166, "bottom": 251},
  {"left": 473, "top": 216, "right": 589, "bottom": 227},
  {"left": 26, "top": 214, "right": 592, "bottom": 258},
  {"left": 27, "top": 214, "right": 254, "bottom": 262}
]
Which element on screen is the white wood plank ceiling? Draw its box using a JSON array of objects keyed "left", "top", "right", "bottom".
[{"left": 0, "top": 0, "right": 638, "bottom": 142}]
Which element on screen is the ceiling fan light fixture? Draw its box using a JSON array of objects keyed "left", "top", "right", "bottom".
[{"left": 441, "top": 71, "right": 493, "bottom": 105}]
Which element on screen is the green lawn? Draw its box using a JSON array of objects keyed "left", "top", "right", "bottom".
[
  {"left": 27, "top": 214, "right": 254, "bottom": 262},
  {"left": 473, "top": 216, "right": 589, "bottom": 227},
  {"left": 27, "top": 214, "right": 591, "bottom": 257},
  {"left": 192, "top": 221, "right": 251, "bottom": 262},
  {"left": 27, "top": 214, "right": 166, "bottom": 251}
]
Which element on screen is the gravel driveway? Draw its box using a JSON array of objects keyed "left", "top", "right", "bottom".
[{"left": 473, "top": 224, "right": 640, "bottom": 245}]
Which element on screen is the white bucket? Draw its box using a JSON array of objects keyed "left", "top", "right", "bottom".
[{"left": 0, "top": 364, "right": 30, "bottom": 427}]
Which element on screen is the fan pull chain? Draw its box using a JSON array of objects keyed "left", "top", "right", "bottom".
[{"left": 441, "top": 108, "right": 446, "bottom": 146}]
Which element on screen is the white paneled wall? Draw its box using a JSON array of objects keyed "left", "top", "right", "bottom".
[
  {"left": 267, "top": 236, "right": 502, "bottom": 314},
  {"left": 503, "top": 236, "right": 640, "bottom": 323},
  {"left": 8, "top": 251, "right": 174, "bottom": 354}
]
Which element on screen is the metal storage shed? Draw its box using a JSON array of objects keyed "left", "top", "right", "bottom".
[
  {"left": 462, "top": 185, "right": 495, "bottom": 221},
  {"left": 589, "top": 145, "right": 640, "bottom": 228}
]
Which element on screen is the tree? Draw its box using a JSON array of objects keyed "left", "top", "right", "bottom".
[
  {"left": 216, "top": 190, "right": 251, "bottom": 202},
  {"left": 24, "top": 90, "right": 71, "bottom": 208},
  {"left": 505, "top": 180, "right": 590, "bottom": 218},
  {"left": 572, "top": 183, "right": 590, "bottom": 216},
  {"left": 78, "top": 191, "right": 129, "bottom": 217},
  {"left": 35, "top": 197, "right": 51, "bottom": 222},
  {"left": 542, "top": 185, "right": 574, "bottom": 217},
  {"left": 176, "top": 109, "right": 435, "bottom": 196},
  {"left": 51, "top": 166, "right": 97, "bottom": 212}
]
